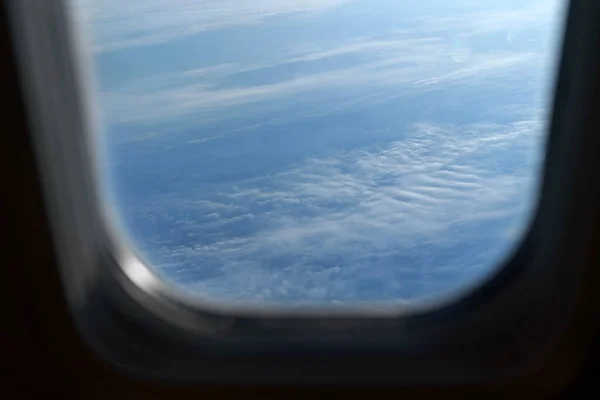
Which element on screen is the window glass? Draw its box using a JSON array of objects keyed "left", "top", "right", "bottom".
[{"left": 75, "top": 0, "right": 565, "bottom": 306}]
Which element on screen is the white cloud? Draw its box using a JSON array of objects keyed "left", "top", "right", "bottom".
[
  {"left": 75, "top": 0, "right": 351, "bottom": 52},
  {"left": 90, "top": 0, "right": 560, "bottom": 305},
  {"left": 102, "top": 44, "right": 539, "bottom": 126},
  {"left": 131, "top": 117, "right": 544, "bottom": 304},
  {"left": 92, "top": 0, "right": 562, "bottom": 127},
  {"left": 75, "top": 0, "right": 563, "bottom": 53}
]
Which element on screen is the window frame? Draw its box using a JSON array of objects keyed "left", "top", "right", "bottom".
[{"left": 5, "top": 0, "right": 600, "bottom": 386}]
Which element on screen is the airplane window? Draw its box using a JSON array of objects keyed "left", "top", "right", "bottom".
[{"left": 73, "top": 0, "right": 566, "bottom": 307}]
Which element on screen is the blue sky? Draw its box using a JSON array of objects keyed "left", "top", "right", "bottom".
[{"left": 77, "top": 0, "right": 565, "bottom": 306}]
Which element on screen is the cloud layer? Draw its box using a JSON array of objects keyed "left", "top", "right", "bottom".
[
  {"left": 76, "top": 0, "right": 350, "bottom": 52},
  {"left": 103, "top": 43, "right": 540, "bottom": 126},
  {"left": 86, "top": 0, "right": 563, "bottom": 306},
  {"left": 125, "top": 117, "right": 544, "bottom": 304},
  {"left": 87, "top": 0, "right": 562, "bottom": 129}
]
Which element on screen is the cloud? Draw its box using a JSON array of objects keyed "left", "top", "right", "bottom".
[
  {"left": 127, "top": 117, "right": 544, "bottom": 304},
  {"left": 76, "top": 0, "right": 562, "bottom": 54},
  {"left": 414, "top": 1, "right": 562, "bottom": 36},
  {"left": 92, "top": 0, "right": 560, "bottom": 305},
  {"left": 75, "top": 0, "right": 351, "bottom": 52},
  {"left": 102, "top": 44, "right": 539, "bottom": 126},
  {"left": 93, "top": 0, "right": 562, "bottom": 127}
]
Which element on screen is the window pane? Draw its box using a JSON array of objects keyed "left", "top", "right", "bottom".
[{"left": 75, "top": 0, "right": 565, "bottom": 306}]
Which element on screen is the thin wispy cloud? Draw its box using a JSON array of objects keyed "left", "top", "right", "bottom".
[
  {"left": 76, "top": 0, "right": 562, "bottom": 54},
  {"left": 102, "top": 45, "right": 539, "bottom": 126},
  {"left": 414, "top": 1, "right": 562, "bottom": 37},
  {"left": 76, "top": 0, "right": 351, "bottom": 52},
  {"left": 91, "top": 0, "right": 560, "bottom": 127}
]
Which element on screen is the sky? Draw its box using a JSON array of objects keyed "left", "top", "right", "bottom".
[{"left": 75, "top": 0, "right": 565, "bottom": 306}]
